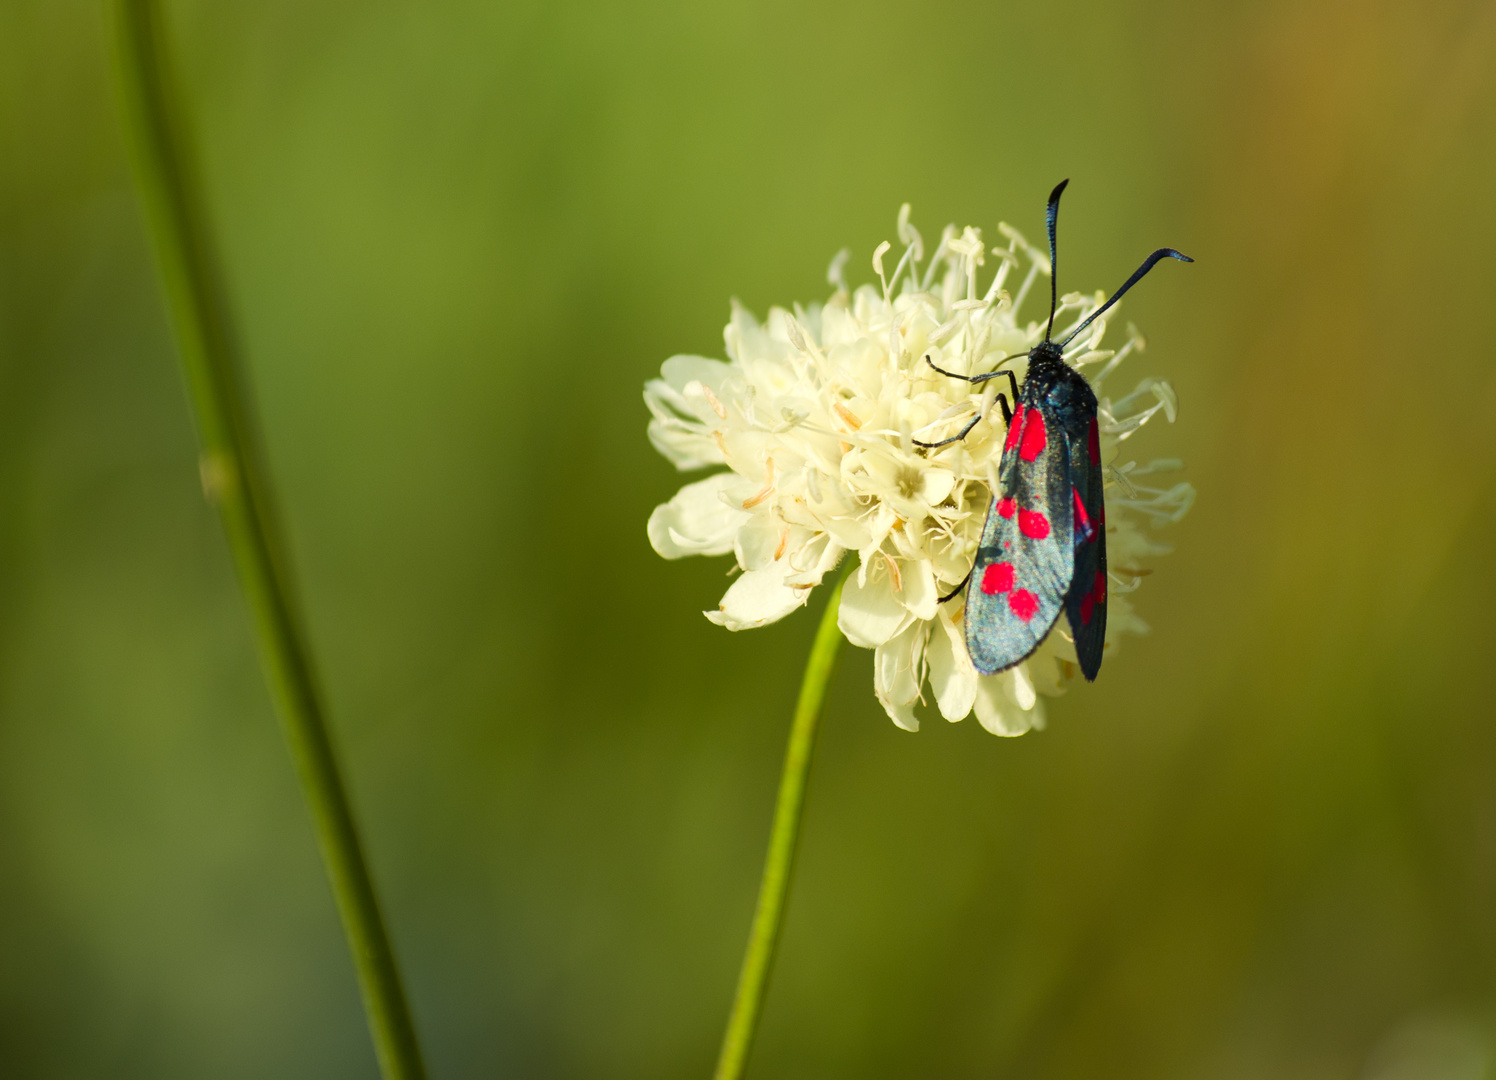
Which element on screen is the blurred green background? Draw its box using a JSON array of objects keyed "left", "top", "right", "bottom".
[{"left": 3, "top": 0, "right": 1496, "bottom": 1077}]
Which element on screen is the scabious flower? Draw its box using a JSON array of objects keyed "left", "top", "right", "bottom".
[{"left": 646, "top": 205, "right": 1193, "bottom": 735}]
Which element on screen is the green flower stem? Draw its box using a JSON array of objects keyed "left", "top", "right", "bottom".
[
  {"left": 112, "top": 4, "right": 427, "bottom": 1078},
  {"left": 714, "top": 566, "right": 851, "bottom": 1080}
]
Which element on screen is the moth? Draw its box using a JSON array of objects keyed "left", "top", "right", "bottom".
[{"left": 916, "top": 180, "right": 1192, "bottom": 681}]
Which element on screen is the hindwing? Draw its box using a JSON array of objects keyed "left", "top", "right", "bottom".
[
  {"left": 1064, "top": 416, "right": 1108, "bottom": 680},
  {"left": 964, "top": 403, "right": 1075, "bottom": 675}
]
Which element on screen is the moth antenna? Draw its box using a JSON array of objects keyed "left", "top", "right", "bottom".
[
  {"left": 1059, "top": 247, "right": 1194, "bottom": 349},
  {"left": 1044, "top": 179, "right": 1068, "bottom": 343}
]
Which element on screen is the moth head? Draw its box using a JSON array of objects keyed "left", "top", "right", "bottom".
[{"left": 1029, "top": 339, "right": 1066, "bottom": 366}]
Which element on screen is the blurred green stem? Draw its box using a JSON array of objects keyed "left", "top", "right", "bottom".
[
  {"left": 112, "top": 4, "right": 428, "bottom": 1078},
  {"left": 714, "top": 565, "right": 850, "bottom": 1080}
]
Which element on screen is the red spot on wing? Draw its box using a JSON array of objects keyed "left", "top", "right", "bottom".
[
  {"left": 1004, "top": 405, "right": 1025, "bottom": 451},
  {"left": 1019, "top": 409, "right": 1048, "bottom": 462},
  {"left": 1093, "top": 571, "right": 1106, "bottom": 604},
  {"left": 1018, "top": 509, "right": 1050, "bottom": 539},
  {"left": 1072, "top": 487, "right": 1093, "bottom": 540},
  {"left": 997, "top": 497, "right": 1016, "bottom": 518},
  {"left": 1008, "top": 589, "right": 1039, "bottom": 621},
  {"left": 981, "top": 562, "right": 1014, "bottom": 595},
  {"left": 1080, "top": 592, "right": 1095, "bottom": 625},
  {"left": 1088, "top": 417, "right": 1100, "bottom": 465}
]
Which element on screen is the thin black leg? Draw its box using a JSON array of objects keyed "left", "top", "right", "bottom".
[
  {"left": 925, "top": 358, "right": 1020, "bottom": 405},
  {"left": 913, "top": 391, "right": 1013, "bottom": 450},
  {"left": 913, "top": 410, "right": 983, "bottom": 449},
  {"left": 939, "top": 571, "right": 971, "bottom": 603}
]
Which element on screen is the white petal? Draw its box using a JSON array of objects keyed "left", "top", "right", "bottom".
[
  {"left": 859, "top": 449, "right": 901, "bottom": 488},
  {"left": 682, "top": 380, "right": 728, "bottom": 424},
  {"left": 824, "top": 516, "right": 872, "bottom": 551},
  {"left": 724, "top": 302, "right": 763, "bottom": 363},
  {"left": 704, "top": 559, "right": 809, "bottom": 631},
  {"left": 898, "top": 557, "right": 938, "bottom": 622},
  {"left": 647, "top": 420, "right": 724, "bottom": 470},
  {"left": 918, "top": 467, "right": 956, "bottom": 505},
  {"left": 856, "top": 504, "right": 898, "bottom": 559},
  {"left": 927, "top": 614, "right": 977, "bottom": 721},
  {"left": 644, "top": 362, "right": 730, "bottom": 470},
  {"left": 874, "top": 621, "right": 925, "bottom": 731},
  {"left": 784, "top": 533, "right": 844, "bottom": 588},
  {"left": 1009, "top": 663, "right": 1037, "bottom": 710},
  {"left": 733, "top": 516, "right": 781, "bottom": 571},
  {"left": 820, "top": 303, "right": 857, "bottom": 348},
  {"left": 838, "top": 564, "right": 914, "bottom": 648},
  {"left": 880, "top": 697, "right": 920, "bottom": 732},
  {"left": 643, "top": 377, "right": 690, "bottom": 419},
  {"left": 661, "top": 354, "right": 731, "bottom": 393},
  {"left": 974, "top": 673, "right": 1035, "bottom": 737},
  {"left": 647, "top": 474, "right": 749, "bottom": 559},
  {"left": 875, "top": 622, "right": 923, "bottom": 706}
]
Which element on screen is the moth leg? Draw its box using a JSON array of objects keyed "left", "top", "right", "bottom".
[
  {"left": 915, "top": 366, "right": 1023, "bottom": 445},
  {"left": 925, "top": 358, "right": 1021, "bottom": 404},
  {"left": 913, "top": 409, "right": 983, "bottom": 450},
  {"left": 939, "top": 571, "right": 971, "bottom": 603}
]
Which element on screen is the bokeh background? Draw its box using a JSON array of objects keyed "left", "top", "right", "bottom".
[{"left": 3, "top": 0, "right": 1496, "bottom": 1077}]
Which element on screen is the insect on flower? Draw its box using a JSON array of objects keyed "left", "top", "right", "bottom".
[
  {"left": 917, "top": 180, "right": 1192, "bottom": 681},
  {"left": 646, "top": 192, "right": 1196, "bottom": 732}
]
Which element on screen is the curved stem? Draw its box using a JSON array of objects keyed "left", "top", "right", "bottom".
[
  {"left": 714, "top": 566, "right": 851, "bottom": 1080},
  {"left": 112, "top": 4, "right": 428, "bottom": 1078}
]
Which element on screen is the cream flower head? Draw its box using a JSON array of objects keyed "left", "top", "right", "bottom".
[{"left": 645, "top": 205, "right": 1193, "bottom": 735}]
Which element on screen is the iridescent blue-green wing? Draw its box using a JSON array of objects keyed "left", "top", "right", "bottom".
[{"left": 965, "top": 403, "right": 1075, "bottom": 676}]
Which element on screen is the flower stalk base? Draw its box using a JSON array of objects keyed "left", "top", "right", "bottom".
[{"left": 714, "top": 565, "right": 850, "bottom": 1080}]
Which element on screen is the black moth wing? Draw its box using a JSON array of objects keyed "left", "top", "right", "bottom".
[
  {"left": 1064, "top": 416, "right": 1108, "bottom": 680},
  {"left": 964, "top": 401, "right": 1075, "bottom": 676}
]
